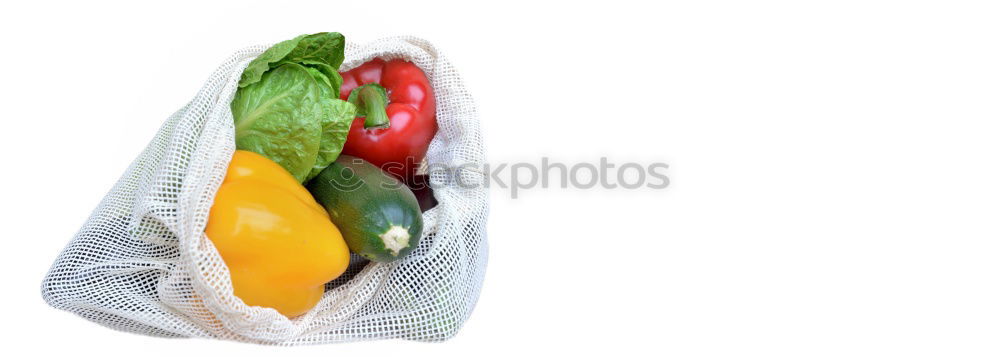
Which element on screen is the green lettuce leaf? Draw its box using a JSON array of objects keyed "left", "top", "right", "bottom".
[
  {"left": 282, "top": 32, "right": 346, "bottom": 69},
  {"left": 231, "top": 63, "right": 324, "bottom": 181},
  {"left": 232, "top": 32, "right": 354, "bottom": 182},
  {"left": 239, "top": 32, "right": 345, "bottom": 88},
  {"left": 308, "top": 99, "right": 356, "bottom": 181},
  {"left": 303, "top": 62, "right": 344, "bottom": 95},
  {"left": 302, "top": 66, "right": 356, "bottom": 181},
  {"left": 239, "top": 34, "right": 308, "bottom": 88}
]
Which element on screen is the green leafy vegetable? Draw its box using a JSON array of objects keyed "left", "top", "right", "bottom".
[
  {"left": 239, "top": 32, "right": 346, "bottom": 88},
  {"left": 231, "top": 32, "right": 357, "bottom": 182},
  {"left": 232, "top": 64, "right": 324, "bottom": 181},
  {"left": 303, "top": 62, "right": 344, "bottom": 95},
  {"left": 281, "top": 33, "right": 346, "bottom": 70},
  {"left": 239, "top": 34, "right": 308, "bottom": 88},
  {"left": 303, "top": 66, "right": 355, "bottom": 180}
]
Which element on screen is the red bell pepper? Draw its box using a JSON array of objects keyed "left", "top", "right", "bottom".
[{"left": 339, "top": 58, "right": 437, "bottom": 180}]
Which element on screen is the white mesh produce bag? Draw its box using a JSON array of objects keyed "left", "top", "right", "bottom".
[{"left": 40, "top": 36, "right": 488, "bottom": 344}]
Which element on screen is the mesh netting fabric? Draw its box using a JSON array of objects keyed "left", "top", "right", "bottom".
[{"left": 40, "top": 37, "right": 488, "bottom": 344}]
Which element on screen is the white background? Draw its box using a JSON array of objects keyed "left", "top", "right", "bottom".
[{"left": 3, "top": 0, "right": 999, "bottom": 355}]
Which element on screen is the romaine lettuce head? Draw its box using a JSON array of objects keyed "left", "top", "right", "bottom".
[{"left": 231, "top": 63, "right": 323, "bottom": 182}]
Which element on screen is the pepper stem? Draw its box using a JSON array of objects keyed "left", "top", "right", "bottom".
[{"left": 348, "top": 83, "right": 390, "bottom": 129}]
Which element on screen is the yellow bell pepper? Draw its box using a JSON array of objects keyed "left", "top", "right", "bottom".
[{"left": 205, "top": 150, "right": 350, "bottom": 317}]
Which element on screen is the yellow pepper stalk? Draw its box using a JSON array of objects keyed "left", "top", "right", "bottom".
[{"left": 205, "top": 150, "right": 350, "bottom": 317}]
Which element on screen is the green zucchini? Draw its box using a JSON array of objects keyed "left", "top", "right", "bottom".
[{"left": 307, "top": 155, "right": 423, "bottom": 262}]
